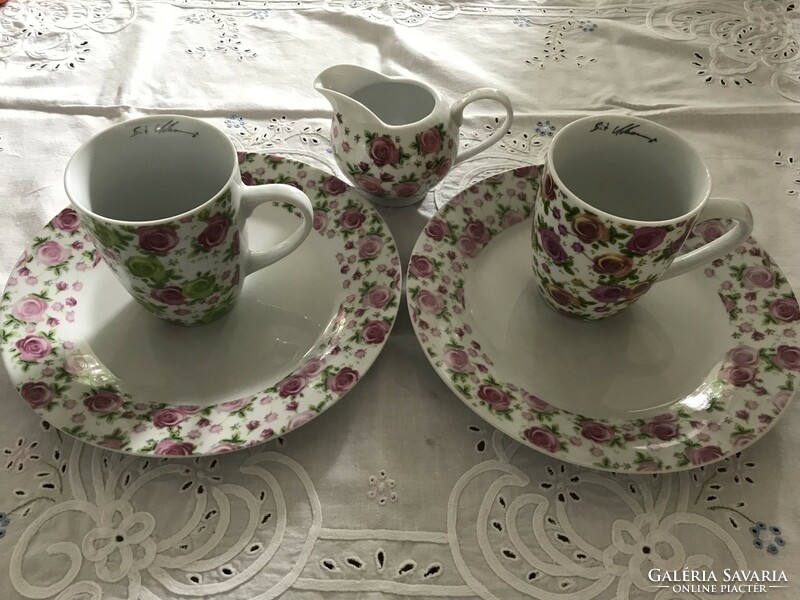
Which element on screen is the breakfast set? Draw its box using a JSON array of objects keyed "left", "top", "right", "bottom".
[{"left": 1, "top": 65, "right": 795, "bottom": 474}]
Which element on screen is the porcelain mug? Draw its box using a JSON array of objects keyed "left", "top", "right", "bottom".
[
  {"left": 64, "top": 115, "right": 314, "bottom": 326},
  {"left": 532, "top": 115, "right": 753, "bottom": 320}
]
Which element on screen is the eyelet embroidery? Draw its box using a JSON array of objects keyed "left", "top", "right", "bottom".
[{"left": 367, "top": 469, "right": 398, "bottom": 506}]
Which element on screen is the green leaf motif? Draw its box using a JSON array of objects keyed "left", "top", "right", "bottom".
[{"left": 125, "top": 255, "right": 169, "bottom": 285}]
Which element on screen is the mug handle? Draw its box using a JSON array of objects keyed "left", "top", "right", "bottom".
[
  {"left": 238, "top": 182, "right": 314, "bottom": 276},
  {"left": 450, "top": 88, "right": 514, "bottom": 166},
  {"left": 660, "top": 197, "right": 753, "bottom": 281}
]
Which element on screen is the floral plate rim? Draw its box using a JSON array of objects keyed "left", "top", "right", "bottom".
[
  {"left": 406, "top": 164, "right": 798, "bottom": 473},
  {"left": 0, "top": 155, "right": 402, "bottom": 457}
]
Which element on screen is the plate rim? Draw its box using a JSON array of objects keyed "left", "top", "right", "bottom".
[
  {"left": 0, "top": 155, "right": 402, "bottom": 457},
  {"left": 406, "top": 163, "right": 798, "bottom": 473}
]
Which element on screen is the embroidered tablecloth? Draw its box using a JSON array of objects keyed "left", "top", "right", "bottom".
[{"left": 1, "top": 1, "right": 799, "bottom": 598}]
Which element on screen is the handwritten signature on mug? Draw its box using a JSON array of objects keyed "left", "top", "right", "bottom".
[
  {"left": 130, "top": 119, "right": 200, "bottom": 138},
  {"left": 590, "top": 121, "right": 658, "bottom": 143}
]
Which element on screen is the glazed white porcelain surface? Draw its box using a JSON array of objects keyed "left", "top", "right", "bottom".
[
  {"left": 80, "top": 206, "right": 341, "bottom": 406},
  {"left": 532, "top": 115, "right": 753, "bottom": 320},
  {"left": 64, "top": 115, "right": 314, "bottom": 326},
  {"left": 468, "top": 222, "right": 732, "bottom": 418},
  {"left": 1, "top": 157, "right": 401, "bottom": 456},
  {"left": 315, "top": 64, "right": 513, "bottom": 206},
  {"left": 408, "top": 165, "right": 798, "bottom": 472}
]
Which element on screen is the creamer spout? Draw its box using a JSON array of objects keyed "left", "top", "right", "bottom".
[{"left": 314, "top": 64, "right": 390, "bottom": 124}]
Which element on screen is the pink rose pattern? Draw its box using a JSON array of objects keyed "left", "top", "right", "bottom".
[
  {"left": 20, "top": 382, "right": 54, "bottom": 409},
  {"left": 532, "top": 163, "right": 697, "bottom": 320},
  {"left": 136, "top": 226, "right": 179, "bottom": 254},
  {"left": 332, "top": 117, "right": 455, "bottom": 201},
  {"left": 153, "top": 440, "right": 196, "bottom": 456},
  {"left": 1, "top": 157, "right": 399, "bottom": 456},
  {"left": 408, "top": 165, "right": 798, "bottom": 472},
  {"left": 11, "top": 296, "right": 49, "bottom": 323},
  {"left": 51, "top": 208, "right": 81, "bottom": 232},
  {"left": 359, "top": 319, "right": 391, "bottom": 344},
  {"left": 83, "top": 390, "right": 123, "bottom": 414}
]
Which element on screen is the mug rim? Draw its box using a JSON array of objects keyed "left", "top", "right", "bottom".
[
  {"left": 546, "top": 115, "right": 712, "bottom": 227},
  {"left": 63, "top": 114, "right": 238, "bottom": 227}
]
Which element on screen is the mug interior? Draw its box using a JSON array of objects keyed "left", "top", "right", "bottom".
[
  {"left": 550, "top": 117, "right": 710, "bottom": 222},
  {"left": 65, "top": 117, "right": 235, "bottom": 223},
  {"left": 351, "top": 82, "right": 436, "bottom": 126}
]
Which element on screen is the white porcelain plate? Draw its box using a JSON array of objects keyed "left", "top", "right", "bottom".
[
  {"left": 407, "top": 165, "right": 798, "bottom": 473},
  {"left": 1, "top": 156, "right": 401, "bottom": 456}
]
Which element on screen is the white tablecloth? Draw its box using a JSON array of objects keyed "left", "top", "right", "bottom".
[{"left": 1, "top": 1, "right": 799, "bottom": 598}]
